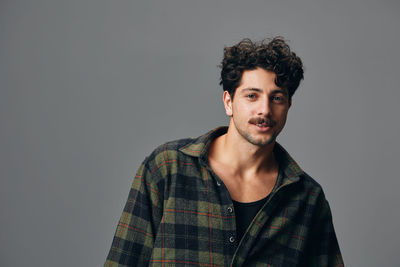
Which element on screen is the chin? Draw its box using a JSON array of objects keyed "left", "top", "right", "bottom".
[{"left": 246, "top": 134, "right": 276, "bottom": 147}]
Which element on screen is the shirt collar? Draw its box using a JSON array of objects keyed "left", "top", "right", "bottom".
[
  {"left": 179, "top": 126, "right": 228, "bottom": 163},
  {"left": 272, "top": 142, "right": 304, "bottom": 187},
  {"left": 179, "top": 127, "right": 304, "bottom": 185}
]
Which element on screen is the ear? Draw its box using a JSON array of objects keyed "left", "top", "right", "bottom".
[{"left": 223, "top": 91, "right": 233, "bottom": 116}]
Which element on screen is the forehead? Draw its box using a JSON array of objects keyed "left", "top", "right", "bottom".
[{"left": 237, "top": 68, "right": 286, "bottom": 93}]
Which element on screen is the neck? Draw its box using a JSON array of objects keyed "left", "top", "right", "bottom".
[{"left": 212, "top": 126, "right": 277, "bottom": 176}]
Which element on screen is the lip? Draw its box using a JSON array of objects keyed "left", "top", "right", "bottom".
[{"left": 252, "top": 123, "right": 272, "bottom": 132}]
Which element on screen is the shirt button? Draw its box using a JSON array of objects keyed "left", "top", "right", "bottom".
[
  {"left": 229, "top": 236, "right": 235, "bottom": 243},
  {"left": 227, "top": 206, "right": 233, "bottom": 213},
  {"left": 216, "top": 181, "right": 221, "bottom": 186}
]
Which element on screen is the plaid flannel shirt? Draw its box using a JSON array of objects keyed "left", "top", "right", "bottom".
[{"left": 105, "top": 127, "right": 344, "bottom": 266}]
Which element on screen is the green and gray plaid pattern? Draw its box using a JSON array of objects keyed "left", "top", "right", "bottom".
[{"left": 105, "top": 127, "right": 344, "bottom": 266}]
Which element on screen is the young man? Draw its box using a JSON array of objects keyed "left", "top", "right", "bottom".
[{"left": 105, "top": 37, "right": 344, "bottom": 266}]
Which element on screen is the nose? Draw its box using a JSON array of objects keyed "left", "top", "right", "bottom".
[{"left": 257, "top": 98, "right": 271, "bottom": 116}]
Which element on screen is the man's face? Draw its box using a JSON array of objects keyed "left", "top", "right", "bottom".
[{"left": 223, "top": 68, "right": 291, "bottom": 147}]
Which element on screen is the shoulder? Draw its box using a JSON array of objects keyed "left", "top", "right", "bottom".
[
  {"left": 301, "top": 172, "right": 323, "bottom": 191},
  {"left": 141, "top": 127, "right": 226, "bottom": 170},
  {"left": 298, "top": 171, "right": 331, "bottom": 209},
  {"left": 140, "top": 137, "right": 197, "bottom": 177},
  {"left": 147, "top": 137, "right": 195, "bottom": 161}
]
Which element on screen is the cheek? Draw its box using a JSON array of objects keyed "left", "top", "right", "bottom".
[
  {"left": 278, "top": 112, "right": 289, "bottom": 125},
  {"left": 272, "top": 108, "right": 288, "bottom": 121},
  {"left": 234, "top": 102, "right": 254, "bottom": 115}
]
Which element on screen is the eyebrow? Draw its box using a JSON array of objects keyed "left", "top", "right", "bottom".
[
  {"left": 271, "top": 89, "right": 289, "bottom": 97},
  {"left": 241, "top": 87, "right": 288, "bottom": 96},
  {"left": 241, "top": 88, "right": 263, "bottom": 93}
]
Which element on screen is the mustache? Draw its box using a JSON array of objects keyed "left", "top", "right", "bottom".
[{"left": 248, "top": 117, "right": 276, "bottom": 126}]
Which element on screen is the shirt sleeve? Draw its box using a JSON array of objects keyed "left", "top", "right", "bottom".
[
  {"left": 304, "top": 193, "right": 345, "bottom": 267},
  {"left": 104, "top": 159, "right": 163, "bottom": 267}
]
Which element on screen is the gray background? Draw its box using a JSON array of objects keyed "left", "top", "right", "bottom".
[{"left": 1, "top": 0, "right": 399, "bottom": 266}]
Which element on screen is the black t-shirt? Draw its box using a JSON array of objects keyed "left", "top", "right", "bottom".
[
  {"left": 232, "top": 195, "right": 269, "bottom": 241},
  {"left": 232, "top": 168, "right": 281, "bottom": 241}
]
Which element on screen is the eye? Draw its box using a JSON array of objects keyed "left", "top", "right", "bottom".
[
  {"left": 247, "top": 94, "right": 256, "bottom": 100},
  {"left": 271, "top": 95, "right": 284, "bottom": 103}
]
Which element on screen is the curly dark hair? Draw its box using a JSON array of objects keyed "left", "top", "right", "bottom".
[{"left": 219, "top": 37, "right": 304, "bottom": 99}]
